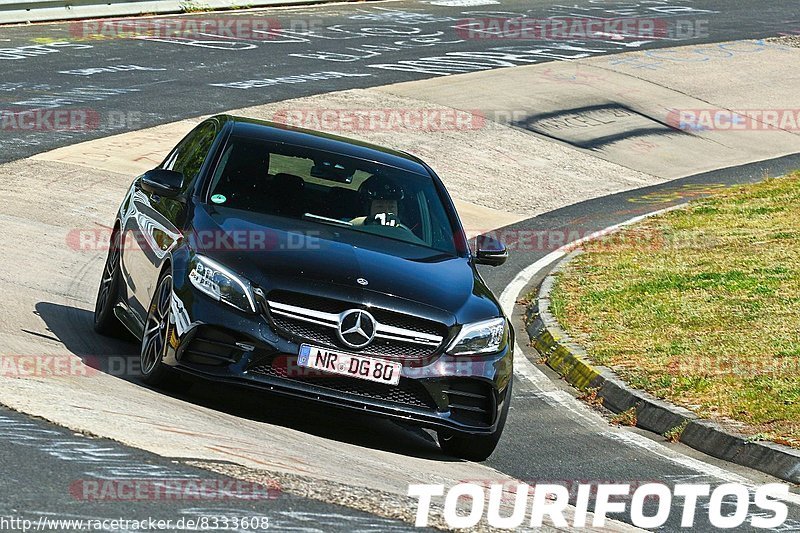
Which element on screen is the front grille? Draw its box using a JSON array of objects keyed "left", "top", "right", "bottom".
[
  {"left": 270, "top": 315, "right": 437, "bottom": 359},
  {"left": 265, "top": 290, "right": 447, "bottom": 360},
  {"left": 248, "top": 358, "right": 437, "bottom": 409}
]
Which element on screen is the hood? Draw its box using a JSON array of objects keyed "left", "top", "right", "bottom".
[{"left": 189, "top": 205, "right": 501, "bottom": 322}]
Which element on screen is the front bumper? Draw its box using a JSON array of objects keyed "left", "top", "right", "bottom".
[{"left": 165, "top": 287, "right": 514, "bottom": 435}]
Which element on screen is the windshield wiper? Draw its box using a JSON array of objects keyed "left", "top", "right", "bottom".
[{"left": 302, "top": 213, "right": 353, "bottom": 227}]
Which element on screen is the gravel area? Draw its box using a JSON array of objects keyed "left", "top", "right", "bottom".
[
  {"left": 187, "top": 460, "right": 561, "bottom": 533},
  {"left": 766, "top": 35, "right": 800, "bottom": 48}
]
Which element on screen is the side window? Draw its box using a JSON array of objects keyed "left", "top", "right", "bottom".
[{"left": 163, "top": 121, "right": 218, "bottom": 190}]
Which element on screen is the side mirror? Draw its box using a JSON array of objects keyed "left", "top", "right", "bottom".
[
  {"left": 474, "top": 234, "right": 508, "bottom": 266},
  {"left": 141, "top": 169, "right": 183, "bottom": 198}
]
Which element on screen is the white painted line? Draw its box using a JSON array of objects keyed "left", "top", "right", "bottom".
[
  {"left": 604, "top": 431, "right": 800, "bottom": 506},
  {"left": 426, "top": 0, "right": 500, "bottom": 5},
  {"left": 499, "top": 203, "right": 800, "bottom": 499},
  {"left": 500, "top": 204, "right": 681, "bottom": 389}
]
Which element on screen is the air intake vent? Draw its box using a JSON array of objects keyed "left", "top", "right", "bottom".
[
  {"left": 181, "top": 327, "right": 247, "bottom": 366},
  {"left": 443, "top": 380, "right": 495, "bottom": 427}
]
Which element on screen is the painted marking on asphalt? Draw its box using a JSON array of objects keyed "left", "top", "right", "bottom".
[
  {"left": 427, "top": 0, "right": 499, "bottom": 5},
  {"left": 603, "top": 431, "right": 800, "bottom": 507},
  {"left": 525, "top": 389, "right": 606, "bottom": 427},
  {"left": 500, "top": 204, "right": 682, "bottom": 388}
]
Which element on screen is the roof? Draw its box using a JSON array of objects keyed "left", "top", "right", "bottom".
[{"left": 224, "top": 115, "right": 431, "bottom": 176}]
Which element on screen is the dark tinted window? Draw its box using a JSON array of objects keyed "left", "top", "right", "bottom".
[
  {"left": 163, "top": 121, "right": 218, "bottom": 190},
  {"left": 207, "top": 136, "right": 457, "bottom": 255}
]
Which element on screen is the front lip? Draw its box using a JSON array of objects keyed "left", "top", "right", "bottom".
[{"left": 173, "top": 364, "right": 509, "bottom": 435}]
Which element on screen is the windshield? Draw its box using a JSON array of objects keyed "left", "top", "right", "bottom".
[{"left": 205, "top": 136, "right": 459, "bottom": 255}]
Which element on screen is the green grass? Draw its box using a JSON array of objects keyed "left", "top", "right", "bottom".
[
  {"left": 551, "top": 173, "right": 800, "bottom": 448},
  {"left": 180, "top": 1, "right": 211, "bottom": 13}
]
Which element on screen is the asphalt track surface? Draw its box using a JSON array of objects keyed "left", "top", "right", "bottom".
[
  {"left": 2, "top": 0, "right": 800, "bottom": 531},
  {"left": 0, "top": 0, "right": 798, "bottom": 162},
  {"left": 0, "top": 406, "right": 431, "bottom": 532}
]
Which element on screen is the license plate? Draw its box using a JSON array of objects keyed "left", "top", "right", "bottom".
[{"left": 297, "top": 344, "right": 401, "bottom": 386}]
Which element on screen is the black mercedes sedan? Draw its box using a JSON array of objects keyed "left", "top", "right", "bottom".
[{"left": 94, "top": 115, "right": 513, "bottom": 460}]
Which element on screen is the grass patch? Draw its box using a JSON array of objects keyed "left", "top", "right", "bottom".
[
  {"left": 578, "top": 387, "right": 604, "bottom": 408},
  {"left": 551, "top": 173, "right": 800, "bottom": 448},
  {"left": 180, "top": 1, "right": 211, "bottom": 13},
  {"left": 664, "top": 420, "right": 690, "bottom": 443},
  {"left": 611, "top": 407, "right": 638, "bottom": 427}
]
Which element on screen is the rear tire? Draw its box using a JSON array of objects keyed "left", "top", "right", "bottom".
[
  {"left": 438, "top": 379, "right": 512, "bottom": 461},
  {"left": 94, "top": 230, "right": 124, "bottom": 336}
]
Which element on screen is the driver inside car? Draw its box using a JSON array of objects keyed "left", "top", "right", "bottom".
[{"left": 349, "top": 175, "right": 405, "bottom": 227}]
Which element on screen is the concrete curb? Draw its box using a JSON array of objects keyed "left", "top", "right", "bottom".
[
  {"left": 0, "top": 0, "right": 362, "bottom": 25},
  {"left": 525, "top": 251, "right": 800, "bottom": 485},
  {"left": 0, "top": 0, "right": 340, "bottom": 25}
]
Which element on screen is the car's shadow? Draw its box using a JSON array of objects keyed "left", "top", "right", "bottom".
[{"left": 35, "top": 301, "right": 453, "bottom": 461}]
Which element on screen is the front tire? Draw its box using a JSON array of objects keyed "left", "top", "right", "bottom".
[
  {"left": 140, "top": 271, "right": 175, "bottom": 387},
  {"left": 438, "top": 379, "right": 512, "bottom": 461}
]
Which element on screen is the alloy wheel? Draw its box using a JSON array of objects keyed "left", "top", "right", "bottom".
[
  {"left": 141, "top": 274, "right": 173, "bottom": 376},
  {"left": 94, "top": 231, "right": 120, "bottom": 319}
]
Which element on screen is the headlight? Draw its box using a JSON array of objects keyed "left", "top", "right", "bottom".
[
  {"left": 446, "top": 317, "right": 507, "bottom": 355},
  {"left": 188, "top": 254, "right": 257, "bottom": 313}
]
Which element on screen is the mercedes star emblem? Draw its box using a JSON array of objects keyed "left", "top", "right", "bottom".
[{"left": 337, "top": 309, "right": 376, "bottom": 349}]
